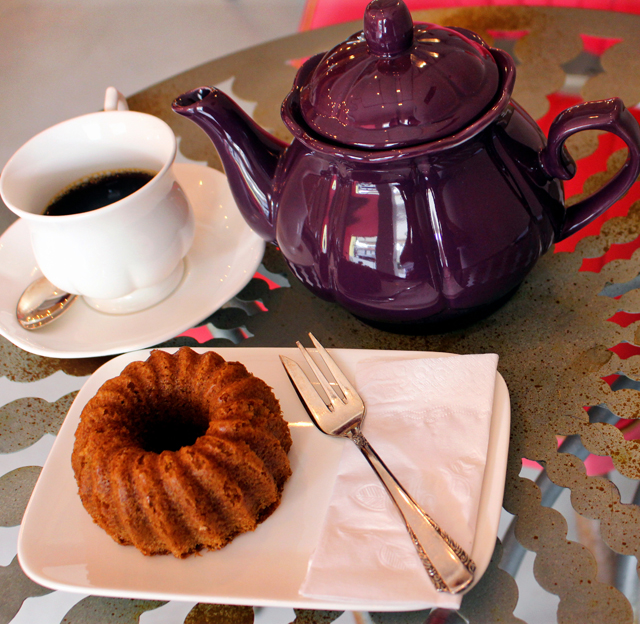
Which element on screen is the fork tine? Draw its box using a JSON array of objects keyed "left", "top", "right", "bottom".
[
  {"left": 308, "top": 333, "right": 361, "bottom": 403},
  {"left": 296, "top": 340, "right": 344, "bottom": 406},
  {"left": 279, "top": 356, "right": 330, "bottom": 425}
]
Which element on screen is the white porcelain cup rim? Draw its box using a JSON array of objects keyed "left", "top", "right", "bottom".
[
  {"left": 0, "top": 88, "right": 177, "bottom": 223},
  {"left": 0, "top": 87, "right": 195, "bottom": 313}
]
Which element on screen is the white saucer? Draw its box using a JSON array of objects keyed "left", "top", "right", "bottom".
[{"left": 0, "top": 164, "right": 265, "bottom": 358}]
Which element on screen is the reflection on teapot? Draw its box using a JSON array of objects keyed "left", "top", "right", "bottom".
[{"left": 173, "top": 0, "right": 640, "bottom": 328}]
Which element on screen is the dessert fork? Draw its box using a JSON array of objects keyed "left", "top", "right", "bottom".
[{"left": 280, "top": 333, "right": 475, "bottom": 594}]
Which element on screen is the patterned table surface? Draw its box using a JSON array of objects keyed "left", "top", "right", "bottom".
[{"left": 3, "top": 6, "right": 640, "bottom": 624}]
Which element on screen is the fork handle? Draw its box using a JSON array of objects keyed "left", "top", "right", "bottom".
[{"left": 348, "top": 429, "right": 475, "bottom": 594}]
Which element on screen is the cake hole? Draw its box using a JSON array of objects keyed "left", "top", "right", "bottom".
[{"left": 136, "top": 403, "right": 209, "bottom": 454}]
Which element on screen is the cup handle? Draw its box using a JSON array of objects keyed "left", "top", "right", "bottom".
[
  {"left": 104, "top": 86, "right": 129, "bottom": 112},
  {"left": 540, "top": 97, "right": 640, "bottom": 242}
]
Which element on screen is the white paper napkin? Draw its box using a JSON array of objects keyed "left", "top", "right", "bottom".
[{"left": 299, "top": 353, "right": 499, "bottom": 609}]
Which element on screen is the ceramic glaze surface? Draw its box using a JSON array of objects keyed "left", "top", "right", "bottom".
[
  {"left": 299, "top": 10, "right": 500, "bottom": 148},
  {"left": 0, "top": 110, "right": 195, "bottom": 309},
  {"left": 273, "top": 103, "right": 563, "bottom": 323},
  {"left": 172, "top": 0, "right": 640, "bottom": 327}
]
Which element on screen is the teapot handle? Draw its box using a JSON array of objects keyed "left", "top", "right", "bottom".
[{"left": 540, "top": 97, "right": 640, "bottom": 242}]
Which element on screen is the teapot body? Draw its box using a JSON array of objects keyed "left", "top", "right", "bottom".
[
  {"left": 273, "top": 101, "right": 565, "bottom": 324},
  {"left": 173, "top": 3, "right": 640, "bottom": 328}
]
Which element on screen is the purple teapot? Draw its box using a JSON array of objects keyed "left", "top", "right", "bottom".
[{"left": 173, "top": 0, "right": 640, "bottom": 326}]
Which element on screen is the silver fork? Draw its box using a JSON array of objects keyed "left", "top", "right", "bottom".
[{"left": 280, "top": 333, "right": 475, "bottom": 594}]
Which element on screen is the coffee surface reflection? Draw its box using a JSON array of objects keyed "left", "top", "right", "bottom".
[{"left": 43, "top": 169, "right": 156, "bottom": 216}]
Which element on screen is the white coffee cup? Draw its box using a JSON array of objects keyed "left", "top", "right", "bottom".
[{"left": 0, "top": 88, "right": 195, "bottom": 314}]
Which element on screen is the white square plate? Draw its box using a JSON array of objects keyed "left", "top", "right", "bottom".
[{"left": 18, "top": 347, "right": 510, "bottom": 612}]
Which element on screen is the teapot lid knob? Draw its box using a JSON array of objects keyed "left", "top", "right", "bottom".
[{"left": 364, "top": 0, "right": 414, "bottom": 57}]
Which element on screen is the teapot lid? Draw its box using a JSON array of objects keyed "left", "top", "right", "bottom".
[{"left": 298, "top": 0, "right": 501, "bottom": 149}]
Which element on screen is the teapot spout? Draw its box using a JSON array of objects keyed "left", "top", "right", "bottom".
[{"left": 172, "top": 87, "right": 287, "bottom": 241}]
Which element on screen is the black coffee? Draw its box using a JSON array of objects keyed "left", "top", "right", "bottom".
[{"left": 43, "top": 169, "right": 156, "bottom": 216}]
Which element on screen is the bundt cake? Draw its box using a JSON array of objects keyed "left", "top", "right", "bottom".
[{"left": 71, "top": 347, "right": 292, "bottom": 558}]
